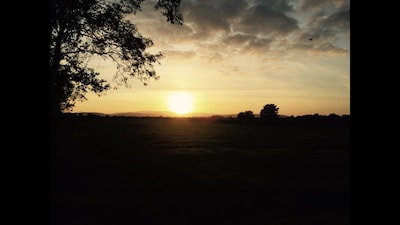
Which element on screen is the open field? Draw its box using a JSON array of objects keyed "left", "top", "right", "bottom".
[{"left": 50, "top": 116, "right": 350, "bottom": 225}]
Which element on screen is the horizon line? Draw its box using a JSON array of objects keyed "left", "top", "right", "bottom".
[{"left": 67, "top": 111, "right": 351, "bottom": 118}]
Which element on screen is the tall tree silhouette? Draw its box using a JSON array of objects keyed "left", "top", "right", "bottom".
[
  {"left": 49, "top": 0, "right": 183, "bottom": 116},
  {"left": 260, "top": 104, "right": 279, "bottom": 119}
]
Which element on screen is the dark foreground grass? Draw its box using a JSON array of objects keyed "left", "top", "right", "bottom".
[{"left": 50, "top": 116, "right": 350, "bottom": 225}]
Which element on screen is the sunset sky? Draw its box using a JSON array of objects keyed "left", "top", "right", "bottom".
[{"left": 72, "top": 0, "right": 350, "bottom": 116}]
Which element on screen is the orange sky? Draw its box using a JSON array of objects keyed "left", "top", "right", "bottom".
[{"left": 72, "top": 0, "right": 350, "bottom": 116}]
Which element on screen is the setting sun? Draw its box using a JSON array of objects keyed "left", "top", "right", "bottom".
[{"left": 167, "top": 92, "right": 194, "bottom": 115}]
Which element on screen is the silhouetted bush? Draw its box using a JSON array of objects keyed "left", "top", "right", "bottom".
[{"left": 237, "top": 111, "right": 255, "bottom": 121}]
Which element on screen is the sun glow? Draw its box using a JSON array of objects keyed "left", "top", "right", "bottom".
[{"left": 167, "top": 92, "right": 194, "bottom": 115}]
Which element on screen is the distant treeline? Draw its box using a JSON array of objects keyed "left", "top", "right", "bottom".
[
  {"left": 212, "top": 113, "right": 350, "bottom": 127},
  {"left": 61, "top": 112, "right": 350, "bottom": 127}
]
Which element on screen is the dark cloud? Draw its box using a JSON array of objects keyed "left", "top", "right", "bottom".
[
  {"left": 135, "top": 0, "right": 349, "bottom": 56},
  {"left": 224, "top": 33, "right": 273, "bottom": 52},
  {"left": 299, "top": 0, "right": 349, "bottom": 12},
  {"left": 225, "top": 33, "right": 255, "bottom": 45},
  {"left": 302, "top": 0, "right": 349, "bottom": 31},
  {"left": 191, "top": 0, "right": 248, "bottom": 17},
  {"left": 247, "top": 0, "right": 295, "bottom": 12},
  {"left": 300, "top": 0, "right": 350, "bottom": 12},
  {"left": 321, "top": 9, "right": 350, "bottom": 32},
  {"left": 290, "top": 39, "right": 348, "bottom": 54},
  {"left": 184, "top": 5, "right": 230, "bottom": 32},
  {"left": 300, "top": 0, "right": 332, "bottom": 11},
  {"left": 181, "top": 0, "right": 247, "bottom": 35},
  {"left": 296, "top": 0, "right": 349, "bottom": 51},
  {"left": 305, "top": 6, "right": 350, "bottom": 44},
  {"left": 182, "top": 0, "right": 298, "bottom": 36},
  {"left": 236, "top": 5, "right": 298, "bottom": 35}
]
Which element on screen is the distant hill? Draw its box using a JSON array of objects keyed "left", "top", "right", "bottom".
[
  {"left": 65, "top": 112, "right": 109, "bottom": 117},
  {"left": 108, "top": 111, "right": 229, "bottom": 118},
  {"left": 110, "top": 111, "right": 170, "bottom": 117},
  {"left": 67, "top": 111, "right": 293, "bottom": 118},
  {"left": 110, "top": 111, "right": 237, "bottom": 118}
]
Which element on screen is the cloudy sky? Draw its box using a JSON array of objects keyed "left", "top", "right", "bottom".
[{"left": 73, "top": 0, "right": 350, "bottom": 116}]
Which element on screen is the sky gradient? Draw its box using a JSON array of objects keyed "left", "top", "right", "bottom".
[{"left": 73, "top": 0, "right": 350, "bottom": 116}]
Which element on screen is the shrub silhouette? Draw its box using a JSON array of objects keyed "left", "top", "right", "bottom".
[{"left": 237, "top": 111, "right": 255, "bottom": 120}]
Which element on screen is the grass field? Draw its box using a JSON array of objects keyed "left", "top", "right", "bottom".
[{"left": 50, "top": 116, "right": 350, "bottom": 225}]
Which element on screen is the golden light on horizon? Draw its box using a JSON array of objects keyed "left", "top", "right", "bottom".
[{"left": 167, "top": 91, "right": 194, "bottom": 115}]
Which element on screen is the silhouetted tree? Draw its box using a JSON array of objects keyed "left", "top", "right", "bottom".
[
  {"left": 49, "top": 0, "right": 183, "bottom": 116},
  {"left": 260, "top": 104, "right": 279, "bottom": 119},
  {"left": 237, "top": 111, "right": 255, "bottom": 121}
]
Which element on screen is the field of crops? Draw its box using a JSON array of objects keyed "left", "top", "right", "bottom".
[{"left": 50, "top": 116, "right": 350, "bottom": 225}]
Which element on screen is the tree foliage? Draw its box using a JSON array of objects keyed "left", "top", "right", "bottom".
[
  {"left": 49, "top": 0, "right": 183, "bottom": 114},
  {"left": 237, "top": 111, "right": 255, "bottom": 120},
  {"left": 260, "top": 104, "right": 279, "bottom": 119}
]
